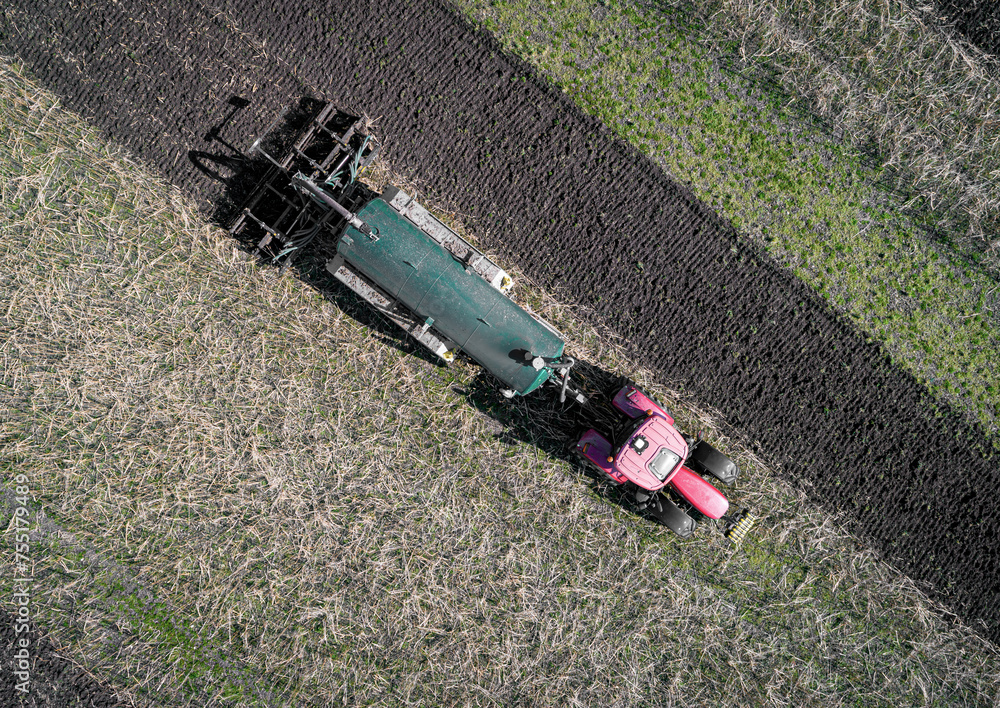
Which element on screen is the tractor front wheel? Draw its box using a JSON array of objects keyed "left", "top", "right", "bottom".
[{"left": 687, "top": 440, "right": 739, "bottom": 486}]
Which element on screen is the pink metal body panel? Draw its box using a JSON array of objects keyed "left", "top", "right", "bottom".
[
  {"left": 613, "top": 385, "right": 674, "bottom": 425},
  {"left": 575, "top": 385, "right": 731, "bottom": 523},
  {"left": 575, "top": 429, "right": 628, "bottom": 484},
  {"left": 669, "top": 466, "right": 730, "bottom": 519},
  {"left": 614, "top": 414, "right": 688, "bottom": 491}
]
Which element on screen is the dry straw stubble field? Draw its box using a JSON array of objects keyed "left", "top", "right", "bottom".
[{"left": 2, "top": 59, "right": 1000, "bottom": 706}]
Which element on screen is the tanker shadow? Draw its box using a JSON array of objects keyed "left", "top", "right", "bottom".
[
  {"left": 189, "top": 95, "right": 443, "bottom": 367},
  {"left": 457, "top": 360, "right": 650, "bottom": 522}
]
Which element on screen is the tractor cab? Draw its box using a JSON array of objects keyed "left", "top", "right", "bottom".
[
  {"left": 610, "top": 412, "right": 689, "bottom": 490},
  {"left": 575, "top": 383, "right": 738, "bottom": 538}
]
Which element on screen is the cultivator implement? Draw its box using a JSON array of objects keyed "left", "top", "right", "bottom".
[{"left": 229, "top": 104, "right": 379, "bottom": 269}]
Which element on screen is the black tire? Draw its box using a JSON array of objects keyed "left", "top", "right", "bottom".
[
  {"left": 607, "top": 375, "right": 637, "bottom": 401},
  {"left": 643, "top": 492, "right": 697, "bottom": 538},
  {"left": 687, "top": 440, "right": 739, "bottom": 486}
]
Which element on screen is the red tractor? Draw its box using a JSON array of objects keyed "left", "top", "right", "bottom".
[{"left": 575, "top": 383, "right": 754, "bottom": 540}]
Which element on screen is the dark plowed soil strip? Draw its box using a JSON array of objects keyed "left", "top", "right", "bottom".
[
  {"left": 1, "top": 611, "right": 120, "bottom": 707},
  {"left": 2, "top": 0, "right": 998, "bottom": 661}
]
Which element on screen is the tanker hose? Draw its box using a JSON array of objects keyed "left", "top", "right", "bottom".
[
  {"left": 273, "top": 222, "right": 321, "bottom": 262},
  {"left": 350, "top": 135, "right": 370, "bottom": 184}
]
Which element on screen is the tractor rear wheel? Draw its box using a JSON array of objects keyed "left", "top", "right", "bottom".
[
  {"left": 634, "top": 489, "right": 697, "bottom": 538},
  {"left": 611, "top": 377, "right": 672, "bottom": 418}
]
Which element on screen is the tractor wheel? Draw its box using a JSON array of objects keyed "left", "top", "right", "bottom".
[
  {"left": 607, "top": 375, "right": 637, "bottom": 400},
  {"left": 687, "top": 440, "right": 739, "bottom": 486},
  {"left": 573, "top": 454, "right": 622, "bottom": 487},
  {"left": 640, "top": 491, "right": 697, "bottom": 538},
  {"left": 570, "top": 436, "right": 623, "bottom": 487}
]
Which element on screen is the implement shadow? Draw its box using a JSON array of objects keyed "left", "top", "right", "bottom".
[{"left": 188, "top": 95, "right": 443, "bottom": 367}]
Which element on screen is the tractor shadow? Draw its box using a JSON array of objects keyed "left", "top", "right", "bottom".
[
  {"left": 188, "top": 95, "right": 443, "bottom": 367},
  {"left": 457, "top": 360, "right": 661, "bottom": 525}
]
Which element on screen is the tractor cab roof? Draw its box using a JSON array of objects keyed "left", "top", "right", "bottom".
[{"left": 613, "top": 414, "right": 689, "bottom": 491}]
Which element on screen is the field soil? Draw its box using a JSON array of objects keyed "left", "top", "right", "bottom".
[
  {"left": 0, "top": 612, "right": 119, "bottom": 708},
  {"left": 1, "top": 0, "right": 998, "bottom": 690}
]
